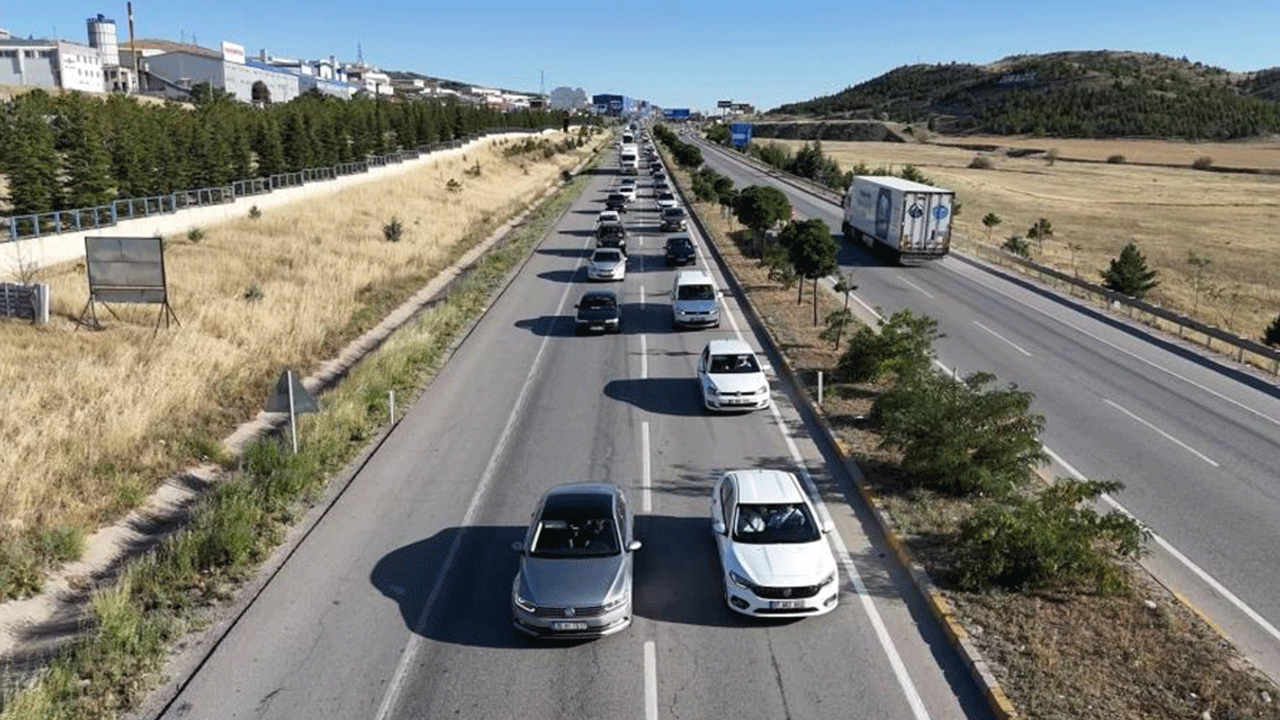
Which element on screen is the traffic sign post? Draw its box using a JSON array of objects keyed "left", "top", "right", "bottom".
[{"left": 266, "top": 369, "right": 318, "bottom": 453}]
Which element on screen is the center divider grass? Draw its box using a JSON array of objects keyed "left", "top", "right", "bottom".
[{"left": 0, "top": 146, "right": 604, "bottom": 719}]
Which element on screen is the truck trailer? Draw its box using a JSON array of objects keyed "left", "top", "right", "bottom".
[{"left": 841, "top": 176, "right": 954, "bottom": 262}]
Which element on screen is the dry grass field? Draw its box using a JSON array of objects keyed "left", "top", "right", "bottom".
[
  {"left": 763, "top": 137, "right": 1280, "bottom": 344},
  {"left": 0, "top": 133, "right": 602, "bottom": 534},
  {"left": 950, "top": 134, "right": 1280, "bottom": 169}
]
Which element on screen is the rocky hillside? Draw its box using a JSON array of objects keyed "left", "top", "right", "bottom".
[{"left": 771, "top": 51, "right": 1280, "bottom": 139}]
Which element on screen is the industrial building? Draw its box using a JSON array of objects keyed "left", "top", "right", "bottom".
[{"left": 0, "top": 37, "right": 106, "bottom": 94}]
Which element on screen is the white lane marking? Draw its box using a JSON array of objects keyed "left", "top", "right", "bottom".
[
  {"left": 1102, "top": 398, "right": 1220, "bottom": 467},
  {"left": 851, "top": 293, "right": 884, "bottom": 323},
  {"left": 644, "top": 640, "right": 658, "bottom": 720},
  {"left": 1043, "top": 446, "right": 1280, "bottom": 644},
  {"left": 766, "top": 400, "right": 931, "bottom": 720},
  {"left": 896, "top": 274, "right": 934, "bottom": 299},
  {"left": 641, "top": 421, "right": 652, "bottom": 513},
  {"left": 640, "top": 334, "right": 649, "bottom": 380},
  {"left": 949, "top": 262, "right": 1280, "bottom": 429},
  {"left": 973, "top": 320, "right": 1033, "bottom": 357},
  {"left": 372, "top": 226, "right": 589, "bottom": 720}
]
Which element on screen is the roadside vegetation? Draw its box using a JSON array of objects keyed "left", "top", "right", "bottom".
[
  {"left": 659, "top": 131, "right": 1280, "bottom": 719},
  {"left": 0, "top": 132, "right": 602, "bottom": 601},
  {"left": 0, "top": 145, "right": 603, "bottom": 719}
]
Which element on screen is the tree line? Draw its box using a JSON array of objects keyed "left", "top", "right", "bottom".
[{"left": 0, "top": 89, "right": 566, "bottom": 217}]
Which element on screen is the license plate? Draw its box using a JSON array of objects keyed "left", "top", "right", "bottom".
[
  {"left": 590, "top": 325, "right": 603, "bottom": 331},
  {"left": 770, "top": 600, "right": 804, "bottom": 610},
  {"left": 552, "top": 621, "right": 588, "bottom": 631},
  {"left": 730, "top": 398, "right": 752, "bottom": 405}
]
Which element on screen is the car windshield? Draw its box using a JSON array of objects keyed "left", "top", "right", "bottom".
[
  {"left": 667, "top": 239, "right": 692, "bottom": 250},
  {"left": 733, "top": 503, "right": 820, "bottom": 544},
  {"left": 660, "top": 193, "right": 675, "bottom": 201},
  {"left": 530, "top": 515, "right": 621, "bottom": 557},
  {"left": 592, "top": 250, "right": 622, "bottom": 263},
  {"left": 664, "top": 209, "right": 685, "bottom": 218},
  {"left": 677, "top": 284, "right": 715, "bottom": 301},
  {"left": 709, "top": 353, "right": 760, "bottom": 373},
  {"left": 580, "top": 295, "right": 616, "bottom": 311},
  {"left": 598, "top": 225, "right": 625, "bottom": 238}
]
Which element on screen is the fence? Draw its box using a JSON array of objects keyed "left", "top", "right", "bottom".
[
  {"left": 3, "top": 126, "right": 550, "bottom": 243},
  {"left": 0, "top": 282, "right": 49, "bottom": 324}
]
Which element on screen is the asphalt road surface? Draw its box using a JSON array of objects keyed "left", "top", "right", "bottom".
[
  {"left": 149, "top": 147, "right": 994, "bottom": 719},
  {"left": 691, "top": 135, "right": 1280, "bottom": 680}
]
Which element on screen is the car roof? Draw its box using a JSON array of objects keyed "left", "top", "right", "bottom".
[
  {"left": 705, "top": 337, "right": 754, "bottom": 356},
  {"left": 541, "top": 484, "right": 619, "bottom": 515},
  {"left": 728, "top": 469, "right": 804, "bottom": 504},
  {"left": 665, "top": 235, "right": 692, "bottom": 243},
  {"left": 580, "top": 290, "right": 618, "bottom": 301},
  {"left": 675, "top": 269, "right": 712, "bottom": 285}
]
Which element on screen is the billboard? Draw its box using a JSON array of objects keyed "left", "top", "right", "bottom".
[
  {"left": 80, "top": 236, "right": 179, "bottom": 330},
  {"left": 220, "top": 40, "right": 245, "bottom": 64},
  {"left": 717, "top": 100, "right": 733, "bottom": 108},
  {"left": 663, "top": 108, "right": 691, "bottom": 119},
  {"left": 730, "top": 123, "right": 752, "bottom": 147}
]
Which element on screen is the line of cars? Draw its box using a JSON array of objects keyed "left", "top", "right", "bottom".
[{"left": 513, "top": 126, "right": 840, "bottom": 639}]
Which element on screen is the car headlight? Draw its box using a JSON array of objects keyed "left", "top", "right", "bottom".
[
  {"left": 513, "top": 587, "right": 537, "bottom": 613},
  {"left": 602, "top": 593, "right": 629, "bottom": 612},
  {"left": 754, "top": 385, "right": 769, "bottom": 396},
  {"left": 820, "top": 571, "right": 837, "bottom": 587},
  {"left": 704, "top": 380, "right": 719, "bottom": 396},
  {"left": 729, "top": 571, "right": 757, "bottom": 591}
]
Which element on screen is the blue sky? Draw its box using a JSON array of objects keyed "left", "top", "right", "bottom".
[{"left": 5, "top": 1, "right": 1278, "bottom": 112}]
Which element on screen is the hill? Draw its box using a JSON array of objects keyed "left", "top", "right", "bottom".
[{"left": 771, "top": 51, "right": 1280, "bottom": 139}]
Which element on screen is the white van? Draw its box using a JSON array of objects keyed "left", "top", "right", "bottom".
[
  {"left": 619, "top": 143, "right": 639, "bottom": 175},
  {"left": 671, "top": 270, "right": 720, "bottom": 328}
]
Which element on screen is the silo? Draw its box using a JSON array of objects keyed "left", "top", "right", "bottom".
[{"left": 86, "top": 14, "right": 120, "bottom": 67}]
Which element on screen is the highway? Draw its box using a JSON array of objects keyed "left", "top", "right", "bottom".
[
  {"left": 690, "top": 135, "right": 1280, "bottom": 680},
  {"left": 147, "top": 147, "right": 993, "bottom": 719}
]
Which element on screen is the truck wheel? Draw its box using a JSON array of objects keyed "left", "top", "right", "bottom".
[{"left": 841, "top": 221, "right": 853, "bottom": 241}]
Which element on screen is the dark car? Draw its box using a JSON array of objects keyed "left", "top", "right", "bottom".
[
  {"left": 511, "top": 483, "right": 641, "bottom": 639},
  {"left": 605, "top": 192, "right": 628, "bottom": 212},
  {"left": 650, "top": 166, "right": 665, "bottom": 177},
  {"left": 664, "top": 235, "right": 696, "bottom": 266},
  {"left": 660, "top": 207, "right": 688, "bottom": 232},
  {"left": 595, "top": 221, "right": 628, "bottom": 255},
  {"left": 575, "top": 290, "right": 622, "bottom": 333}
]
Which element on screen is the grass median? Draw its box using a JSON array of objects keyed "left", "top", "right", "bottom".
[{"left": 666, "top": 153, "right": 1280, "bottom": 720}]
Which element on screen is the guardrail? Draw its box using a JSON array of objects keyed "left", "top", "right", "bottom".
[
  {"left": 3, "top": 127, "right": 549, "bottom": 243},
  {"left": 695, "top": 136, "right": 1280, "bottom": 376}
]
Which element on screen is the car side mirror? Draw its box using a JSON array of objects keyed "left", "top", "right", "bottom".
[
  {"left": 821, "top": 521, "right": 835, "bottom": 534},
  {"left": 627, "top": 540, "right": 642, "bottom": 552},
  {"left": 712, "top": 521, "right": 727, "bottom": 536},
  {"left": 511, "top": 541, "right": 524, "bottom": 552}
]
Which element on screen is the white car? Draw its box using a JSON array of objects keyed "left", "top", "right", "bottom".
[
  {"left": 697, "top": 339, "right": 770, "bottom": 411},
  {"left": 587, "top": 248, "right": 626, "bottom": 281},
  {"left": 596, "top": 210, "right": 621, "bottom": 228},
  {"left": 710, "top": 469, "right": 839, "bottom": 617},
  {"left": 656, "top": 192, "right": 678, "bottom": 210},
  {"left": 617, "top": 184, "right": 637, "bottom": 203}
]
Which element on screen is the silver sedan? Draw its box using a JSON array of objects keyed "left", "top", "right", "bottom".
[{"left": 511, "top": 484, "right": 641, "bottom": 639}]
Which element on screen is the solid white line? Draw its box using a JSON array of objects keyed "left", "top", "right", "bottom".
[
  {"left": 1042, "top": 445, "right": 1280, "bottom": 644},
  {"left": 372, "top": 228, "right": 589, "bottom": 720},
  {"left": 851, "top": 293, "right": 885, "bottom": 323},
  {"left": 949, "top": 262, "right": 1280, "bottom": 429},
  {"left": 765, "top": 401, "right": 931, "bottom": 720},
  {"left": 1102, "top": 398, "right": 1220, "bottom": 467},
  {"left": 644, "top": 640, "right": 658, "bottom": 720},
  {"left": 896, "top": 274, "right": 935, "bottom": 299},
  {"left": 972, "top": 320, "right": 1033, "bottom": 357},
  {"left": 641, "top": 421, "right": 652, "bottom": 513}
]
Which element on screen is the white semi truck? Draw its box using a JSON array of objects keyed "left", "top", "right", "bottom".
[
  {"left": 841, "top": 176, "right": 954, "bottom": 262},
  {"left": 619, "top": 143, "right": 639, "bottom": 175}
]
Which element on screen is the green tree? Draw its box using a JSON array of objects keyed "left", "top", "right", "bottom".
[
  {"left": 782, "top": 219, "right": 840, "bottom": 324},
  {"left": 254, "top": 117, "right": 286, "bottom": 177},
  {"left": 819, "top": 275, "right": 858, "bottom": 349},
  {"left": 1264, "top": 313, "right": 1280, "bottom": 347},
  {"left": 734, "top": 185, "right": 791, "bottom": 256},
  {"left": 59, "top": 100, "right": 114, "bottom": 208},
  {"left": 981, "top": 212, "right": 1002, "bottom": 243},
  {"left": 1026, "top": 217, "right": 1053, "bottom": 254},
  {"left": 705, "top": 124, "right": 730, "bottom": 145},
  {"left": 4, "top": 105, "right": 60, "bottom": 215},
  {"left": 1101, "top": 241, "right": 1160, "bottom": 299},
  {"left": 871, "top": 369, "right": 1048, "bottom": 497},
  {"left": 837, "top": 308, "right": 941, "bottom": 383}
]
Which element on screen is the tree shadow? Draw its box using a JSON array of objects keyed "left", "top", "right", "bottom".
[
  {"left": 604, "top": 377, "right": 705, "bottom": 416},
  {"left": 371, "top": 525, "right": 557, "bottom": 648}
]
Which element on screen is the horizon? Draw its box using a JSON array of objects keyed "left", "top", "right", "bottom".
[{"left": 4, "top": 0, "right": 1278, "bottom": 112}]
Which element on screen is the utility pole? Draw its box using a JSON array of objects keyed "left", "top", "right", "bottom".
[{"left": 127, "top": 2, "right": 139, "bottom": 90}]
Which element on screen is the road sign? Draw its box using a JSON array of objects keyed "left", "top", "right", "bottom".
[
  {"left": 266, "top": 369, "right": 317, "bottom": 454},
  {"left": 730, "top": 123, "right": 752, "bottom": 147}
]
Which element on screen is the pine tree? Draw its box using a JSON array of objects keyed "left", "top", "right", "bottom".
[
  {"left": 1100, "top": 242, "right": 1160, "bottom": 299},
  {"left": 106, "top": 96, "right": 148, "bottom": 198},
  {"left": 254, "top": 117, "right": 285, "bottom": 177},
  {"left": 1264, "top": 314, "right": 1280, "bottom": 347},
  {"left": 61, "top": 102, "right": 114, "bottom": 208},
  {"left": 5, "top": 106, "right": 60, "bottom": 215},
  {"left": 282, "top": 110, "right": 312, "bottom": 171},
  {"left": 982, "top": 212, "right": 1002, "bottom": 243}
]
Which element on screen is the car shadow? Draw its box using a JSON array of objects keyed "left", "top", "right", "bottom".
[
  {"left": 632, "top": 515, "right": 782, "bottom": 629},
  {"left": 513, "top": 314, "right": 579, "bottom": 337},
  {"left": 537, "top": 267, "right": 589, "bottom": 284},
  {"left": 372, "top": 525, "right": 560, "bottom": 648},
  {"left": 618, "top": 303, "right": 677, "bottom": 335},
  {"left": 536, "top": 247, "right": 592, "bottom": 259},
  {"left": 604, "top": 377, "right": 704, "bottom": 416}
]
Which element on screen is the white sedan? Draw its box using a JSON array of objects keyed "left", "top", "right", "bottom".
[
  {"left": 710, "top": 469, "right": 839, "bottom": 617},
  {"left": 656, "top": 191, "right": 678, "bottom": 210},
  {"left": 697, "top": 339, "right": 770, "bottom": 411},
  {"left": 587, "top": 248, "right": 626, "bottom": 282}
]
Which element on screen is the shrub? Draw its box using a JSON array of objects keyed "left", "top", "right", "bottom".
[
  {"left": 383, "top": 217, "right": 404, "bottom": 243},
  {"left": 1263, "top": 313, "right": 1280, "bottom": 347},
  {"left": 871, "top": 370, "right": 1047, "bottom": 497},
  {"left": 957, "top": 479, "right": 1147, "bottom": 593},
  {"left": 464, "top": 161, "right": 482, "bottom": 177},
  {"left": 1100, "top": 241, "right": 1159, "bottom": 298},
  {"left": 899, "top": 164, "right": 933, "bottom": 185},
  {"left": 242, "top": 283, "right": 264, "bottom": 302},
  {"left": 446, "top": 178, "right": 463, "bottom": 192},
  {"left": 1002, "top": 235, "right": 1030, "bottom": 257},
  {"left": 836, "top": 308, "right": 941, "bottom": 383},
  {"left": 1106, "top": 154, "right": 1126, "bottom": 164},
  {"left": 968, "top": 155, "right": 993, "bottom": 169},
  {"left": 248, "top": 205, "right": 262, "bottom": 219},
  {"left": 1192, "top": 156, "right": 1214, "bottom": 170},
  {"left": 186, "top": 227, "right": 205, "bottom": 242}
]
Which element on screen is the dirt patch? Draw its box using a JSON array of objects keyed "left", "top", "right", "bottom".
[{"left": 670, "top": 159, "right": 1280, "bottom": 720}]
